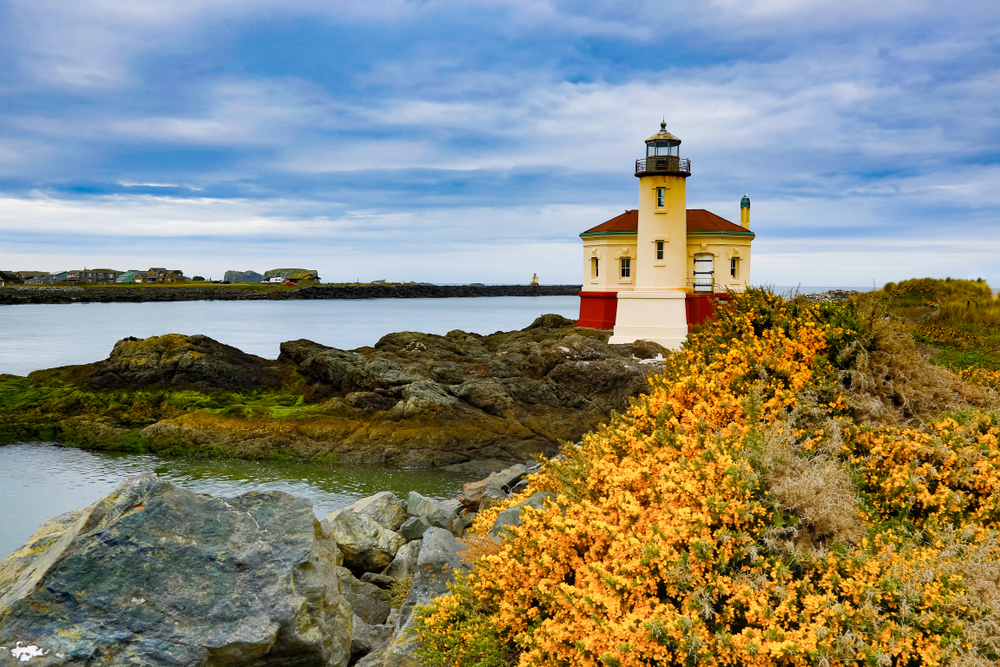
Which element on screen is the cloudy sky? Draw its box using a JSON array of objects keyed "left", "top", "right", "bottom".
[{"left": 0, "top": 0, "right": 997, "bottom": 287}]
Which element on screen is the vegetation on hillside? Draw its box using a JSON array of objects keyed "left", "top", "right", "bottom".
[{"left": 413, "top": 281, "right": 1000, "bottom": 667}]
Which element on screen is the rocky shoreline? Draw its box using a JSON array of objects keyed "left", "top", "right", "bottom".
[
  {"left": 0, "top": 315, "right": 665, "bottom": 465},
  {"left": 0, "top": 462, "right": 545, "bottom": 666},
  {"left": 0, "top": 283, "right": 582, "bottom": 306}
]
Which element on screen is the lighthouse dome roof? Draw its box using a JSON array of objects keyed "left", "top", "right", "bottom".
[{"left": 646, "top": 120, "right": 681, "bottom": 144}]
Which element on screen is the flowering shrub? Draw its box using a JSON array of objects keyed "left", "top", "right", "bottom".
[{"left": 413, "top": 289, "right": 1000, "bottom": 667}]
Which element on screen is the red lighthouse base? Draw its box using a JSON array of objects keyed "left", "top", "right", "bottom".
[
  {"left": 684, "top": 293, "right": 733, "bottom": 332},
  {"left": 578, "top": 291, "right": 733, "bottom": 332},
  {"left": 577, "top": 291, "right": 618, "bottom": 329}
]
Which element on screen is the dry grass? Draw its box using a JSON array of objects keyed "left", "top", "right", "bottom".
[
  {"left": 457, "top": 534, "right": 503, "bottom": 563},
  {"left": 917, "top": 527, "right": 1000, "bottom": 667},
  {"left": 837, "top": 296, "right": 1000, "bottom": 424},
  {"left": 757, "top": 413, "right": 865, "bottom": 551}
]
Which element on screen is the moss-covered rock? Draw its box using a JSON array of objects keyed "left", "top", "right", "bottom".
[{"left": 1, "top": 315, "right": 665, "bottom": 464}]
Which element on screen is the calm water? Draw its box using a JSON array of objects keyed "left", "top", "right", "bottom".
[
  {"left": 0, "top": 442, "right": 481, "bottom": 559},
  {"left": 0, "top": 296, "right": 578, "bottom": 559}
]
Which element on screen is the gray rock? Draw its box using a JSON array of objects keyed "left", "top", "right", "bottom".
[
  {"left": 325, "top": 508, "right": 406, "bottom": 572},
  {"left": 488, "top": 491, "right": 558, "bottom": 539},
  {"left": 350, "top": 614, "right": 394, "bottom": 665},
  {"left": 383, "top": 540, "right": 421, "bottom": 580},
  {"left": 405, "top": 492, "right": 461, "bottom": 531},
  {"left": 336, "top": 567, "right": 392, "bottom": 626},
  {"left": 0, "top": 474, "right": 352, "bottom": 667},
  {"left": 385, "top": 528, "right": 473, "bottom": 667},
  {"left": 341, "top": 492, "right": 407, "bottom": 532},
  {"left": 478, "top": 486, "right": 510, "bottom": 513},
  {"left": 398, "top": 516, "right": 430, "bottom": 542}
]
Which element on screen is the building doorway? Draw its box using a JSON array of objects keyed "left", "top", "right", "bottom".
[{"left": 693, "top": 254, "right": 714, "bottom": 293}]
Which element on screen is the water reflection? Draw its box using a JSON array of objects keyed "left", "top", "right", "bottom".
[{"left": 1, "top": 442, "right": 478, "bottom": 559}]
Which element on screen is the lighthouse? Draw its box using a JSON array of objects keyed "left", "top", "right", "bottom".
[
  {"left": 577, "top": 122, "right": 755, "bottom": 348},
  {"left": 607, "top": 122, "right": 692, "bottom": 348}
]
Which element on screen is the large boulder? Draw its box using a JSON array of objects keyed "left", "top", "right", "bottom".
[
  {"left": 0, "top": 474, "right": 352, "bottom": 667},
  {"left": 325, "top": 509, "right": 406, "bottom": 572},
  {"left": 405, "top": 492, "right": 462, "bottom": 532},
  {"left": 341, "top": 492, "right": 407, "bottom": 532},
  {"left": 81, "top": 333, "right": 286, "bottom": 391}
]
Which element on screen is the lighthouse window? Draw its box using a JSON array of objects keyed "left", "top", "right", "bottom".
[
  {"left": 592, "top": 257, "right": 599, "bottom": 278},
  {"left": 731, "top": 258, "right": 738, "bottom": 278},
  {"left": 656, "top": 188, "right": 665, "bottom": 208},
  {"left": 656, "top": 241, "right": 664, "bottom": 260},
  {"left": 620, "top": 257, "right": 631, "bottom": 278}
]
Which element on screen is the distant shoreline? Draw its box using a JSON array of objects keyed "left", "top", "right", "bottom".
[{"left": 0, "top": 283, "right": 583, "bottom": 306}]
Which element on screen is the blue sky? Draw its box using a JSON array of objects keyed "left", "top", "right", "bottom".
[{"left": 0, "top": 0, "right": 997, "bottom": 286}]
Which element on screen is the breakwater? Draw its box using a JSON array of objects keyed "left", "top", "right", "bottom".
[{"left": 0, "top": 283, "right": 582, "bottom": 305}]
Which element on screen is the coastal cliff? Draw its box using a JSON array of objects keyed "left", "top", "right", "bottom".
[{"left": 0, "top": 315, "right": 665, "bottom": 465}]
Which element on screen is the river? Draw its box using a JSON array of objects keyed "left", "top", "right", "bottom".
[{"left": 0, "top": 295, "right": 579, "bottom": 558}]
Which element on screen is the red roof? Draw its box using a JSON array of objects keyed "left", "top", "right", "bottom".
[
  {"left": 581, "top": 209, "right": 751, "bottom": 235},
  {"left": 582, "top": 209, "right": 638, "bottom": 234}
]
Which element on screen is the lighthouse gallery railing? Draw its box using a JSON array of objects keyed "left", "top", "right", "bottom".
[{"left": 635, "top": 157, "right": 691, "bottom": 175}]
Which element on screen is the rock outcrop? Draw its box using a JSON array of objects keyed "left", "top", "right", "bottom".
[
  {"left": 6, "top": 315, "right": 665, "bottom": 465},
  {"left": 0, "top": 474, "right": 353, "bottom": 667},
  {"left": 81, "top": 333, "right": 288, "bottom": 391}
]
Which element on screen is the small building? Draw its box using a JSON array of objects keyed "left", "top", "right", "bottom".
[
  {"left": 15, "top": 271, "right": 47, "bottom": 282},
  {"left": 146, "top": 268, "right": 185, "bottom": 283},
  {"left": 81, "top": 269, "right": 120, "bottom": 285},
  {"left": 577, "top": 122, "right": 755, "bottom": 349}
]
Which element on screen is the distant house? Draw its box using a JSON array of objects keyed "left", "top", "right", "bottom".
[
  {"left": 262, "top": 268, "right": 320, "bottom": 283},
  {"left": 15, "top": 271, "right": 47, "bottom": 282},
  {"left": 146, "top": 268, "right": 186, "bottom": 283},
  {"left": 117, "top": 270, "right": 138, "bottom": 284},
  {"left": 27, "top": 272, "right": 61, "bottom": 284},
  {"left": 81, "top": 269, "right": 120, "bottom": 285}
]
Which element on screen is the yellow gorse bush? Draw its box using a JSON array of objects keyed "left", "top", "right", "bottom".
[{"left": 413, "top": 289, "right": 1000, "bottom": 667}]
